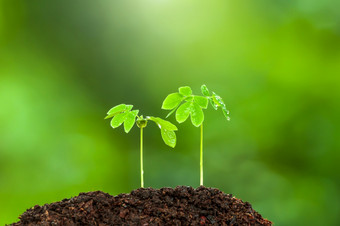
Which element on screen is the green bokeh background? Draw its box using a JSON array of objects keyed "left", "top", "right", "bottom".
[{"left": 1, "top": 1, "right": 340, "bottom": 225}]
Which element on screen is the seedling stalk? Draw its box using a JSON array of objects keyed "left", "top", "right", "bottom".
[
  {"left": 140, "top": 127, "right": 144, "bottom": 188},
  {"left": 200, "top": 123, "right": 203, "bottom": 186}
]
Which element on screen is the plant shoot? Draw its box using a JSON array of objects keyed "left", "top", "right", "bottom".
[
  {"left": 105, "top": 104, "right": 177, "bottom": 188},
  {"left": 162, "top": 85, "right": 230, "bottom": 186}
]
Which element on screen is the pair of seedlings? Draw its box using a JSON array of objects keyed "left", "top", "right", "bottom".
[{"left": 105, "top": 85, "right": 230, "bottom": 188}]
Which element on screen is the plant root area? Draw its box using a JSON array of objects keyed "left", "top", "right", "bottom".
[{"left": 11, "top": 186, "right": 272, "bottom": 225}]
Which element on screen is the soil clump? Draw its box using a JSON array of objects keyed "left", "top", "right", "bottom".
[{"left": 11, "top": 186, "right": 272, "bottom": 225}]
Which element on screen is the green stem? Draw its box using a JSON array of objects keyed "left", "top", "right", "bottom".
[
  {"left": 140, "top": 127, "right": 144, "bottom": 188},
  {"left": 200, "top": 123, "right": 203, "bottom": 186}
]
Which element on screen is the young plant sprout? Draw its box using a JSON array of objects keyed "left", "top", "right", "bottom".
[
  {"left": 162, "top": 85, "right": 230, "bottom": 186},
  {"left": 105, "top": 104, "right": 177, "bottom": 188}
]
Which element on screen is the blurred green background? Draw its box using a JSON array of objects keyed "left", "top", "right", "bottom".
[{"left": 1, "top": 0, "right": 340, "bottom": 225}]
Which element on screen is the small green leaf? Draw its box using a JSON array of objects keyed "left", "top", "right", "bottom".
[
  {"left": 212, "top": 95, "right": 221, "bottom": 108},
  {"left": 213, "top": 92, "right": 225, "bottom": 108},
  {"left": 190, "top": 102, "right": 204, "bottom": 127},
  {"left": 161, "top": 128, "right": 176, "bottom": 148},
  {"left": 131, "top": 109, "right": 140, "bottom": 116},
  {"left": 176, "top": 101, "right": 192, "bottom": 123},
  {"left": 222, "top": 108, "right": 230, "bottom": 121},
  {"left": 179, "top": 86, "right": 192, "bottom": 96},
  {"left": 162, "top": 93, "right": 184, "bottom": 110},
  {"left": 165, "top": 107, "right": 178, "bottom": 118},
  {"left": 125, "top": 105, "right": 133, "bottom": 111},
  {"left": 107, "top": 104, "right": 126, "bottom": 115},
  {"left": 194, "top": 96, "right": 208, "bottom": 109},
  {"left": 209, "top": 98, "right": 218, "bottom": 110},
  {"left": 184, "top": 96, "right": 194, "bottom": 102},
  {"left": 124, "top": 110, "right": 139, "bottom": 133},
  {"left": 104, "top": 114, "right": 115, "bottom": 120},
  {"left": 105, "top": 104, "right": 127, "bottom": 119},
  {"left": 148, "top": 117, "right": 178, "bottom": 131},
  {"left": 111, "top": 112, "right": 128, "bottom": 128},
  {"left": 201, "top": 84, "right": 210, "bottom": 96}
]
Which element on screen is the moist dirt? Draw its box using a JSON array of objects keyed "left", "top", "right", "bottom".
[{"left": 11, "top": 186, "right": 272, "bottom": 225}]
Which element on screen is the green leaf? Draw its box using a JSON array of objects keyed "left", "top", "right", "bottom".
[
  {"left": 212, "top": 95, "right": 221, "bottom": 108},
  {"left": 184, "top": 96, "right": 194, "bottom": 102},
  {"left": 176, "top": 101, "right": 192, "bottom": 123},
  {"left": 104, "top": 114, "right": 115, "bottom": 120},
  {"left": 111, "top": 112, "right": 128, "bottom": 128},
  {"left": 161, "top": 128, "right": 176, "bottom": 148},
  {"left": 125, "top": 105, "right": 133, "bottom": 111},
  {"left": 162, "top": 93, "right": 184, "bottom": 110},
  {"left": 194, "top": 96, "right": 208, "bottom": 109},
  {"left": 201, "top": 84, "right": 210, "bottom": 96},
  {"left": 179, "top": 86, "right": 192, "bottom": 96},
  {"left": 209, "top": 98, "right": 218, "bottom": 110},
  {"left": 124, "top": 110, "right": 139, "bottom": 133},
  {"left": 148, "top": 117, "right": 178, "bottom": 131},
  {"left": 190, "top": 102, "right": 204, "bottom": 127},
  {"left": 107, "top": 104, "right": 126, "bottom": 115},
  {"left": 105, "top": 104, "right": 127, "bottom": 119},
  {"left": 165, "top": 107, "right": 177, "bottom": 118},
  {"left": 222, "top": 108, "right": 230, "bottom": 121},
  {"left": 213, "top": 92, "right": 225, "bottom": 108}
]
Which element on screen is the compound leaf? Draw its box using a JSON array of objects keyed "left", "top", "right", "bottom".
[
  {"left": 161, "top": 128, "right": 176, "bottom": 148},
  {"left": 176, "top": 101, "right": 192, "bottom": 123},
  {"left": 162, "top": 93, "right": 184, "bottom": 110},
  {"left": 111, "top": 112, "right": 128, "bottom": 128},
  {"left": 201, "top": 84, "right": 210, "bottom": 96},
  {"left": 124, "top": 110, "right": 139, "bottom": 133},
  {"left": 190, "top": 102, "right": 204, "bottom": 127},
  {"left": 179, "top": 86, "right": 192, "bottom": 96},
  {"left": 194, "top": 96, "right": 208, "bottom": 109}
]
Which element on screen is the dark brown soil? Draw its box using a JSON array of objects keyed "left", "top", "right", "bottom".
[{"left": 11, "top": 186, "right": 272, "bottom": 225}]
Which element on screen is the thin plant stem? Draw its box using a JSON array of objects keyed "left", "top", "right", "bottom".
[
  {"left": 140, "top": 127, "right": 144, "bottom": 188},
  {"left": 200, "top": 123, "right": 203, "bottom": 186}
]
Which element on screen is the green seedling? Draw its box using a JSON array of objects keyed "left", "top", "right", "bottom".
[
  {"left": 105, "top": 104, "right": 177, "bottom": 188},
  {"left": 162, "top": 85, "right": 230, "bottom": 186}
]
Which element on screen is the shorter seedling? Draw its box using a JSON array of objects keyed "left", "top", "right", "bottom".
[
  {"left": 105, "top": 104, "right": 177, "bottom": 188},
  {"left": 162, "top": 85, "right": 230, "bottom": 186}
]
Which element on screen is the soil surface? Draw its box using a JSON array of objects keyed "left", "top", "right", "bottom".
[{"left": 11, "top": 186, "right": 272, "bottom": 225}]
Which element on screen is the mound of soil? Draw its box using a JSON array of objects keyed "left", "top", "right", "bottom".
[{"left": 11, "top": 186, "right": 272, "bottom": 225}]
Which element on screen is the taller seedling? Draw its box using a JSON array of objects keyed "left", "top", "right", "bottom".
[
  {"left": 162, "top": 85, "right": 229, "bottom": 186},
  {"left": 105, "top": 104, "right": 177, "bottom": 188}
]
